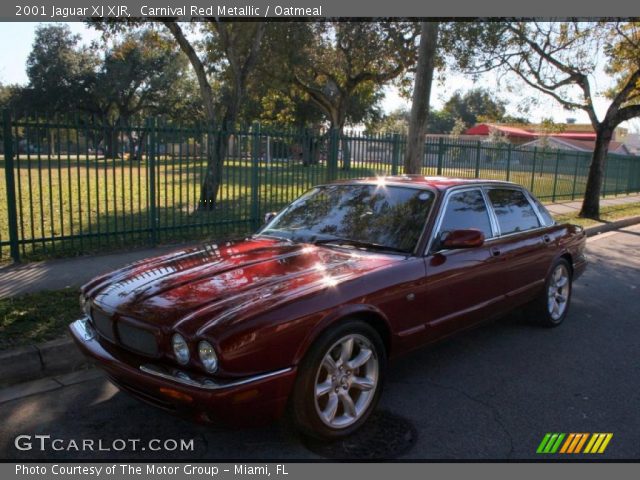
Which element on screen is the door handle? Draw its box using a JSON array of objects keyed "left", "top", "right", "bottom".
[
  {"left": 490, "top": 247, "right": 501, "bottom": 257},
  {"left": 543, "top": 234, "right": 552, "bottom": 244}
]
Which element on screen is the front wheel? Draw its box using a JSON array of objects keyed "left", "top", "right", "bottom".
[
  {"left": 527, "top": 258, "right": 573, "bottom": 327},
  {"left": 291, "top": 320, "right": 386, "bottom": 439}
]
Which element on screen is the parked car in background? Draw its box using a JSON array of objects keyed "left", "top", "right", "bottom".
[{"left": 70, "top": 176, "right": 587, "bottom": 439}]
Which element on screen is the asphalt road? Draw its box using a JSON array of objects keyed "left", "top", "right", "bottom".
[{"left": 1, "top": 225, "right": 639, "bottom": 460}]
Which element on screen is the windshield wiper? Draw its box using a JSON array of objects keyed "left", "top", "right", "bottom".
[
  {"left": 254, "top": 233, "right": 294, "bottom": 243},
  {"left": 312, "top": 237, "right": 410, "bottom": 254}
]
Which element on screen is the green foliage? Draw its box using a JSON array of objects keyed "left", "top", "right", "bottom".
[
  {"left": 22, "top": 24, "right": 98, "bottom": 113},
  {"left": 93, "top": 29, "right": 199, "bottom": 123},
  {"left": 265, "top": 22, "right": 419, "bottom": 130},
  {"left": 604, "top": 22, "right": 640, "bottom": 107},
  {"left": 443, "top": 88, "right": 507, "bottom": 128}
]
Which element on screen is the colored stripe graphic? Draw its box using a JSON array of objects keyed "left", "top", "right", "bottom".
[
  {"left": 538, "top": 433, "right": 613, "bottom": 454},
  {"left": 537, "top": 433, "right": 565, "bottom": 453},
  {"left": 584, "top": 433, "right": 614, "bottom": 454}
]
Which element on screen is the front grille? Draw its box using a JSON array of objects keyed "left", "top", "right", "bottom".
[
  {"left": 92, "top": 309, "right": 115, "bottom": 342},
  {"left": 117, "top": 322, "right": 159, "bottom": 356}
]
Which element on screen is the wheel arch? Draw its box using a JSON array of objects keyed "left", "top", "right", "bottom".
[{"left": 293, "top": 304, "right": 392, "bottom": 366}]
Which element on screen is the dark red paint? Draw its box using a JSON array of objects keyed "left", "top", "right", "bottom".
[{"left": 70, "top": 176, "right": 587, "bottom": 424}]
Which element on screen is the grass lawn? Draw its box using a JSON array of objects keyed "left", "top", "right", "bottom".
[
  {"left": 0, "top": 287, "right": 80, "bottom": 351},
  {"left": 553, "top": 201, "right": 640, "bottom": 228}
]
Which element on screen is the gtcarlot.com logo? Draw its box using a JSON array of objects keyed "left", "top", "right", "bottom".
[{"left": 536, "top": 433, "right": 613, "bottom": 454}]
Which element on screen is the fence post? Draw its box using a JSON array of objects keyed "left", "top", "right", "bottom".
[
  {"left": 2, "top": 110, "right": 20, "bottom": 262},
  {"left": 571, "top": 151, "right": 580, "bottom": 200},
  {"left": 474, "top": 141, "right": 481, "bottom": 178},
  {"left": 147, "top": 117, "right": 158, "bottom": 245},
  {"left": 391, "top": 133, "right": 400, "bottom": 176},
  {"left": 506, "top": 143, "right": 512, "bottom": 182},
  {"left": 326, "top": 128, "right": 339, "bottom": 183},
  {"left": 552, "top": 149, "right": 561, "bottom": 202},
  {"left": 530, "top": 147, "right": 538, "bottom": 192},
  {"left": 614, "top": 157, "right": 621, "bottom": 196},
  {"left": 437, "top": 137, "right": 444, "bottom": 176},
  {"left": 250, "top": 122, "right": 261, "bottom": 230}
]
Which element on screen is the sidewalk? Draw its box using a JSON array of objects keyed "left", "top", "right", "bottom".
[
  {"left": 0, "top": 243, "right": 191, "bottom": 299},
  {"left": 544, "top": 193, "right": 640, "bottom": 216},
  {"left": 1, "top": 194, "right": 639, "bottom": 300}
]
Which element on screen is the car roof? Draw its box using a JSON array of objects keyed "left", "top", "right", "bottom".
[{"left": 330, "top": 175, "right": 523, "bottom": 191}]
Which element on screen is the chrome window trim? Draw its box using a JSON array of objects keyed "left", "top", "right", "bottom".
[
  {"left": 523, "top": 189, "right": 556, "bottom": 227},
  {"left": 425, "top": 185, "right": 497, "bottom": 255}
]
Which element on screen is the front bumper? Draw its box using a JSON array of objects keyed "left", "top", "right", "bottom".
[{"left": 69, "top": 318, "right": 297, "bottom": 425}]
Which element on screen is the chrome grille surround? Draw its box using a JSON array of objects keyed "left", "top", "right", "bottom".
[{"left": 91, "top": 308, "right": 115, "bottom": 342}]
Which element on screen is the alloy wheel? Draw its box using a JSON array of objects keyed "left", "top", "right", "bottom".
[{"left": 313, "top": 333, "right": 379, "bottom": 429}]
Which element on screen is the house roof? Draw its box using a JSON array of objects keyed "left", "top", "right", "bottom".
[
  {"left": 464, "top": 123, "right": 598, "bottom": 141},
  {"left": 521, "top": 137, "right": 631, "bottom": 155}
]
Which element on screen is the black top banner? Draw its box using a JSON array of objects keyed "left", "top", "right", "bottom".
[{"left": 2, "top": 0, "right": 637, "bottom": 21}]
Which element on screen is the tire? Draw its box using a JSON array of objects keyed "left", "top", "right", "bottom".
[
  {"left": 291, "top": 319, "right": 386, "bottom": 440},
  {"left": 527, "top": 258, "right": 573, "bottom": 327}
]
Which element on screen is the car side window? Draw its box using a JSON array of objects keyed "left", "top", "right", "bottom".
[
  {"left": 438, "top": 189, "right": 493, "bottom": 239},
  {"left": 487, "top": 188, "right": 541, "bottom": 235}
]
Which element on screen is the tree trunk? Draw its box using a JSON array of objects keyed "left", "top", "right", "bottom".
[
  {"left": 404, "top": 22, "right": 439, "bottom": 175},
  {"left": 198, "top": 128, "right": 229, "bottom": 210},
  {"left": 341, "top": 135, "right": 351, "bottom": 170},
  {"left": 580, "top": 126, "right": 614, "bottom": 219},
  {"left": 104, "top": 124, "right": 119, "bottom": 159}
]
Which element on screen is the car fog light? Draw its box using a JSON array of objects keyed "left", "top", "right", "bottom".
[
  {"left": 198, "top": 341, "right": 218, "bottom": 373},
  {"left": 172, "top": 333, "right": 190, "bottom": 365},
  {"left": 79, "top": 294, "right": 91, "bottom": 316}
]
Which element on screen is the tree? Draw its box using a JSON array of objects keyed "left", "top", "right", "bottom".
[
  {"left": 162, "top": 21, "right": 266, "bottom": 209},
  {"left": 24, "top": 24, "right": 98, "bottom": 114},
  {"left": 366, "top": 108, "right": 410, "bottom": 135},
  {"left": 0, "top": 83, "right": 22, "bottom": 110},
  {"left": 288, "top": 22, "right": 419, "bottom": 132},
  {"left": 442, "top": 88, "right": 506, "bottom": 128},
  {"left": 450, "top": 21, "right": 640, "bottom": 218},
  {"left": 91, "top": 29, "right": 196, "bottom": 157},
  {"left": 285, "top": 22, "right": 418, "bottom": 169},
  {"left": 92, "top": 20, "right": 267, "bottom": 208},
  {"left": 405, "top": 22, "right": 440, "bottom": 174}
]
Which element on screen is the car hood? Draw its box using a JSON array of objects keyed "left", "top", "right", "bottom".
[{"left": 83, "top": 237, "right": 399, "bottom": 334}]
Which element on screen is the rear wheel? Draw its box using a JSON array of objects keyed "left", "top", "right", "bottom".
[
  {"left": 291, "top": 320, "right": 386, "bottom": 439},
  {"left": 528, "top": 258, "right": 573, "bottom": 327}
]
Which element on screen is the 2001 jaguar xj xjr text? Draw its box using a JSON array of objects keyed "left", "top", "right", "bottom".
[{"left": 70, "top": 176, "right": 587, "bottom": 439}]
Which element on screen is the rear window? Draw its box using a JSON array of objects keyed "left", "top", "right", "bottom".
[{"left": 487, "top": 189, "right": 541, "bottom": 235}]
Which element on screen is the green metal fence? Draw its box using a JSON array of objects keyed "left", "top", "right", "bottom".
[{"left": 2, "top": 111, "right": 640, "bottom": 262}]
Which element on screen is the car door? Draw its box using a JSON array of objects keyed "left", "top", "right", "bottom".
[
  {"left": 483, "top": 187, "right": 556, "bottom": 308},
  {"left": 422, "top": 187, "right": 507, "bottom": 341}
]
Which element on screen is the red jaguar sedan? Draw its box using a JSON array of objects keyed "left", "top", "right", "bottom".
[{"left": 70, "top": 176, "right": 587, "bottom": 439}]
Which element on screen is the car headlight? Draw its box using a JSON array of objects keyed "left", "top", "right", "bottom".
[
  {"left": 198, "top": 341, "right": 218, "bottom": 373},
  {"left": 172, "top": 333, "right": 190, "bottom": 365}
]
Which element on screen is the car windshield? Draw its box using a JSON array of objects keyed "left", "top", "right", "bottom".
[{"left": 259, "top": 183, "right": 435, "bottom": 254}]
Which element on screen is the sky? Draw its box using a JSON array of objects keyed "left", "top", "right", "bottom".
[{"left": 1, "top": 22, "right": 637, "bottom": 133}]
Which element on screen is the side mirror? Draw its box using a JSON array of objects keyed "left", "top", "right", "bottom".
[
  {"left": 264, "top": 211, "right": 278, "bottom": 224},
  {"left": 441, "top": 229, "right": 485, "bottom": 249}
]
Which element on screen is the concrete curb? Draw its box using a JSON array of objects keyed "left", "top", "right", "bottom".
[
  {"left": 0, "top": 333, "right": 89, "bottom": 387},
  {"left": 1, "top": 215, "right": 639, "bottom": 388},
  {"left": 583, "top": 215, "right": 640, "bottom": 237}
]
